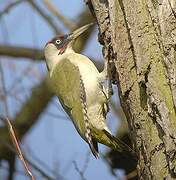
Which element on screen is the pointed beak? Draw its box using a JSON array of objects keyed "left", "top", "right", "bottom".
[{"left": 68, "top": 22, "right": 94, "bottom": 41}]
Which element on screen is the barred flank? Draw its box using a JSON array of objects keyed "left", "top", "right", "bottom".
[{"left": 79, "top": 75, "right": 99, "bottom": 158}]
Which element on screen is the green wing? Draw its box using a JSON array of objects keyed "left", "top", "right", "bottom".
[{"left": 50, "top": 58, "right": 86, "bottom": 139}]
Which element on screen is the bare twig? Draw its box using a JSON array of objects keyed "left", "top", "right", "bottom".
[
  {"left": 0, "top": 60, "right": 15, "bottom": 179},
  {"left": 73, "top": 160, "right": 87, "bottom": 180},
  {"left": 43, "top": 0, "right": 76, "bottom": 30},
  {"left": 0, "top": 116, "right": 35, "bottom": 180},
  {"left": 0, "top": 137, "right": 55, "bottom": 180},
  {"left": 0, "top": 61, "right": 9, "bottom": 116},
  {"left": 1, "top": 59, "right": 35, "bottom": 180},
  {"left": 27, "top": 0, "right": 61, "bottom": 34},
  {"left": 6, "top": 62, "right": 37, "bottom": 94},
  {"left": 0, "top": 0, "right": 26, "bottom": 18},
  {"left": 71, "top": 153, "right": 90, "bottom": 180},
  {"left": 82, "top": 152, "right": 90, "bottom": 174}
]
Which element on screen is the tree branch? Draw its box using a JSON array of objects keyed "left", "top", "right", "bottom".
[
  {"left": 0, "top": 0, "right": 26, "bottom": 18},
  {"left": 43, "top": 0, "right": 76, "bottom": 30},
  {"left": 27, "top": 0, "right": 61, "bottom": 34},
  {"left": 1, "top": 116, "right": 35, "bottom": 180},
  {"left": 0, "top": 45, "right": 44, "bottom": 60},
  {"left": 0, "top": 77, "right": 53, "bottom": 160},
  {"left": 0, "top": 138, "right": 55, "bottom": 180}
]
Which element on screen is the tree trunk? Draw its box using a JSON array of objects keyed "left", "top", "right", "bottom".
[{"left": 88, "top": 0, "right": 176, "bottom": 179}]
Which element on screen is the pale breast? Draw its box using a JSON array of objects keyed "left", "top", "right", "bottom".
[{"left": 66, "top": 53, "right": 106, "bottom": 106}]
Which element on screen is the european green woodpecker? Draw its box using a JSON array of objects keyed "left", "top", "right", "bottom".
[{"left": 44, "top": 23, "right": 135, "bottom": 158}]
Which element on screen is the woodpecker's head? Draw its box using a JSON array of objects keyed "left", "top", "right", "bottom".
[
  {"left": 44, "top": 23, "right": 94, "bottom": 71},
  {"left": 44, "top": 23, "right": 94, "bottom": 59}
]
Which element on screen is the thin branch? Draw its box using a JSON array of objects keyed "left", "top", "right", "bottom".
[
  {"left": 82, "top": 152, "right": 90, "bottom": 174},
  {"left": 0, "top": 76, "right": 53, "bottom": 163},
  {"left": 27, "top": 0, "right": 61, "bottom": 34},
  {"left": 73, "top": 160, "right": 87, "bottom": 180},
  {"left": 0, "top": 138, "right": 55, "bottom": 180},
  {"left": 0, "top": 116, "right": 35, "bottom": 180},
  {"left": 71, "top": 152, "right": 90, "bottom": 180},
  {"left": 43, "top": 0, "right": 76, "bottom": 30},
  {"left": 6, "top": 62, "right": 37, "bottom": 94},
  {"left": 0, "top": 61, "right": 9, "bottom": 116},
  {"left": 0, "top": 0, "right": 26, "bottom": 18},
  {"left": 0, "top": 60, "right": 14, "bottom": 179}
]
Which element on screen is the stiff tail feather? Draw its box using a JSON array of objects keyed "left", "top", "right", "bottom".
[{"left": 103, "top": 130, "right": 137, "bottom": 160}]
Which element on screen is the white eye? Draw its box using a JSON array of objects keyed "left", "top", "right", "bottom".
[{"left": 56, "top": 39, "right": 61, "bottom": 44}]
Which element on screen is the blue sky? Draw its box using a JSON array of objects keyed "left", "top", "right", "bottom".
[{"left": 0, "top": 1, "right": 121, "bottom": 179}]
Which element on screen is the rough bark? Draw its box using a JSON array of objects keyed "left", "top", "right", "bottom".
[{"left": 89, "top": 0, "right": 176, "bottom": 179}]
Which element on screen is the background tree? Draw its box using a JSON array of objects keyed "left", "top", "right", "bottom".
[{"left": 88, "top": 0, "right": 176, "bottom": 179}]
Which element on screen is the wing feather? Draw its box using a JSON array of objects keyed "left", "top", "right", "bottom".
[{"left": 50, "top": 58, "right": 99, "bottom": 157}]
